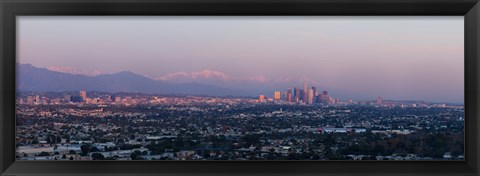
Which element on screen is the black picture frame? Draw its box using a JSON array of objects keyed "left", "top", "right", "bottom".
[{"left": 1, "top": 0, "right": 479, "bottom": 175}]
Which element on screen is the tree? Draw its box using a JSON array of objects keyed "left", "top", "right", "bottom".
[
  {"left": 130, "top": 153, "right": 139, "bottom": 160},
  {"left": 89, "top": 146, "right": 100, "bottom": 152},
  {"left": 80, "top": 144, "right": 90, "bottom": 156},
  {"left": 69, "top": 156, "right": 74, "bottom": 160},
  {"left": 69, "top": 150, "right": 76, "bottom": 155},
  {"left": 38, "top": 152, "right": 50, "bottom": 156},
  {"left": 91, "top": 153, "right": 105, "bottom": 160}
]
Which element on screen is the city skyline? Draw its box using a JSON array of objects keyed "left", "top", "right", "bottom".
[
  {"left": 17, "top": 16, "right": 464, "bottom": 103},
  {"left": 18, "top": 63, "right": 463, "bottom": 104}
]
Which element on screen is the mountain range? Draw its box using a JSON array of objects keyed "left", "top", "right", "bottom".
[{"left": 17, "top": 63, "right": 331, "bottom": 97}]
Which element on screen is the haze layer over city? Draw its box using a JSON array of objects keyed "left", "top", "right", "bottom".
[{"left": 16, "top": 16, "right": 464, "bottom": 161}]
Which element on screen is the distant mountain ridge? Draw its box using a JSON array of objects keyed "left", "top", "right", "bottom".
[
  {"left": 17, "top": 63, "right": 337, "bottom": 98},
  {"left": 17, "top": 64, "right": 248, "bottom": 96}
]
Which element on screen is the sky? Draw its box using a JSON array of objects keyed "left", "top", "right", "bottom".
[{"left": 17, "top": 16, "right": 464, "bottom": 103}]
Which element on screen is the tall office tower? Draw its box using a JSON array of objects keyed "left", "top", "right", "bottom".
[
  {"left": 259, "top": 95, "right": 265, "bottom": 102},
  {"left": 125, "top": 97, "right": 133, "bottom": 105},
  {"left": 308, "top": 88, "right": 314, "bottom": 104},
  {"left": 71, "top": 96, "right": 83, "bottom": 103},
  {"left": 110, "top": 95, "right": 116, "bottom": 102},
  {"left": 287, "top": 89, "right": 293, "bottom": 102},
  {"left": 304, "top": 86, "right": 310, "bottom": 104},
  {"left": 64, "top": 95, "right": 72, "bottom": 102},
  {"left": 282, "top": 92, "right": 288, "bottom": 101},
  {"left": 294, "top": 87, "right": 299, "bottom": 102},
  {"left": 312, "top": 86, "right": 317, "bottom": 96},
  {"left": 329, "top": 97, "right": 336, "bottom": 104},
  {"left": 80, "top": 91, "right": 87, "bottom": 100},
  {"left": 303, "top": 81, "right": 307, "bottom": 93},
  {"left": 274, "top": 91, "right": 281, "bottom": 101},
  {"left": 320, "top": 91, "right": 329, "bottom": 104},
  {"left": 34, "top": 95, "right": 40, "bottom": 104},
  {"left": 27, "top": 96, "right": 34, "bottom": 104},
  {"left": 299, "top": 89, "right": 304, "bottom": 102},
  {"left": 376, "top": 96, "right": 383, "bottom": 105}
]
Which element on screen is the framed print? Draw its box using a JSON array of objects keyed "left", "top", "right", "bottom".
[{"left": 1, "top": 0, "right": 480, "bottom": 176}]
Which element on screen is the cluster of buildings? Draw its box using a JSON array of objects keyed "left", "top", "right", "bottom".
[
  {"left": 19, "top": 90, "right": 457, "bottom": 111},
  {"left": 18, "top": 91, "right": 259, "bottom": 107},
  {"left": 259, "top": 82, "right": 338, "bottom": 104},
  {"left": 259, "top": 82, "right": 389, "bottom": 107},
  {"left": 22, "top": 91, "right": 93, "bottom": 105}
]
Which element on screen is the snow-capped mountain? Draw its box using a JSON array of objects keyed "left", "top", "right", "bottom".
[
  {"left": 47, "top": 66, "right": 102, "bottom": 77},
  {"left": 155, "top": 72, "right": 191, "bottom": 82},
  {"left": 273, "top": 76, "right": 322, "bottom": 87},
  {"left": 191, "top": 69, "right": 232, "bottom": 81},
  {"left": 241, "top": 75, "right": 270, "bottom": 83},
  {"left": 156, "top": 69, "right": 232, "bottom": 83}
]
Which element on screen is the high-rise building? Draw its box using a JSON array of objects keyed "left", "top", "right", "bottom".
[
  {"left": 259, "top": 95, "right": 265, "bottom": 102},
  {"left": 34, "top": 95, "right": 40, "bottom": 104},
  {"left": 27, "top": 96, "right": 34, "bottom": 104},
  {"left": 376, "top": 96, "right": 383, "bottom": 105},
  {"left": 71, "top": 96, "right": 83, "bottom": 103},
  {"left": 312, "top": 86, "right": 317, "bottom": 96},
  {"left": 319, "top": 91, "right": 329, "bottom": 104},
  {"left": 64, "top": 95, "right": 72, "bottom": 102},
  {"left": 274, "top": 91, "right": 281, "bottom": 101},
  {"left": 125, "top": 97, "right": 133, "bottom": 105},
  {"left": 287, "top": 89, "right": 293, "bottom": 102},
  {"left": 110, "top": 95, "right": 116, "bottom": 102},
  {"left": 293, "top": 87, "right": 299, "bottom": 102},
  {"left": 299, "top": 89, "right": 304, "bottom": 102},
  {"left": 329, "top": 97, "right": 336, "bottom": 104},
  {"left": 303, "top": 82, "right": 308, "bottom": 102},
  {"left": 80, "top": 91, "right": 87, "bottom": 100},
  {"left": 308, "top": 89, "right": 314, "bottom": 104},
  {"left": 303, "top": 81, "right": 307, "bottom": 93},
  {"left": 282, "top": 92, "right": 287, "bottom": 101}
]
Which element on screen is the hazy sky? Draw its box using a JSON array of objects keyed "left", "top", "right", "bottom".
[{"left": 17, "top": 16, "right": 464, "bottom": 103}]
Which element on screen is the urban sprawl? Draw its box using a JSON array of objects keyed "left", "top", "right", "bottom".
[{"left": 16, "top": 83, "right": 464, "bottom": 161}]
